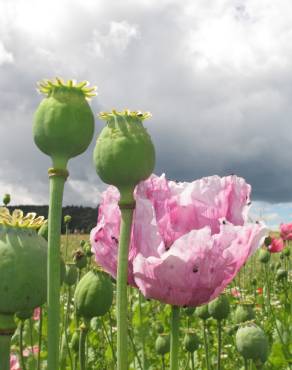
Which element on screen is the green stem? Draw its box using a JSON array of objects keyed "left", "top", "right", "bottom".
[
  {"left": 139, "top": 292, "right": 146, "bottom": 369},
  {"left": 79, "top": 323, "right": 89, "bottom": 370},
  {"left": 203, "top": 321, "right": 211, "bottom": 370},
  {"left": 101, "top": 318, "right": 116, "bottom": 364},
  {"left": 128, "top": 328, "right": 143, "bottom": 370},
  {"left": 170, "top": 305, "right": 180, "bottom": 370},
  {"left": 0, "top": 314, "right": 16, "bottom": 370},
  {"left": 0, "top": 335, "right": 12, "bottom": 370},
  {"left": 162, "top": 355, "right": 165, "bottom": 370},
  {"left": 19, "top": 321, "right": 27, "bottom": 370},
  {"left": 37, "top": 307, "right": 43, "bottom": 370},
  {"left": 47, "top": 173, "right": 66, "bottom": 370},
  {"left": 64, "top": 287, "right": 74, "bottom": 370},
  {"left": 116, "top": 189, "right": 135, "bottom": 370},
  {"left": 244, "top": 358, "right": 248, "bottom": 370},
  {"left": 217, "top": 320, "right": 222, "bottom": 370},
  {"left": 191, "top": 353, "right": 195, "bottom": 370},
  {"left": 65, "top": 224, "right": 69, "bottom": 261}
]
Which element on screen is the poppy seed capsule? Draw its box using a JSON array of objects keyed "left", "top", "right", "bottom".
[
  {"left": 283, "top": 248, "right": 290, "bottom": 257},
  {"left": 183, "top": 333, "right": 200, "bottom": 353},
  {"left": 155, "top": 335, "right": 170, "bottom": 355},
  {"left": 258, "top": 249, "right": 270, "bottom": 263},
  {"left": 33, "top": 78, "right": 95, "bottom": 168},
  {"left": 93, "top": 110, "right": 155, "bottom": 190},
  {"left": 236, "top": 325, "right": 269, "bottom": 363},
  {"left": 74, "top": 269, "right": 113, "bottom": 319},
  {"left": 0, "top": 208, "right": 47, "bottom": 314},
  {"left": 276, "top": 269, "right": 287, "bottom": 281},
  {"left": 64, "top": 215, "right": 72, "bottom": 224},
  {"left": 208, "top": 294, "right": 230, "bottom": 321}
]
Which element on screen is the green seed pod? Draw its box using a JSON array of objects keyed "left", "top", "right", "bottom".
[
  {"left": 208, "top": 295, "right": 230, "bottom": 321},
  {"left": 234, "top": 304, "right": 255, "bottom": 324},
  {"left": 155, "top": 335, "right": 170, "bottom": 355},
  {"left": 0, "top": 208, "right": 47, "bottom": 314},
  {"left": 264, "top": 236, "right": 272, "bottom": 247},
  {"left": 73, "top": 249, "right": 87, "bottom": 269},
  {"left": 3, "top": 194, "right": 10, "bottom": 206},
  {"left": 70, "top": 332, "right": 79, "bottom": 353},
  {"left": 16, "top": 309, "right": 33, "bottom": 321},
  {"left": 64, "top": 215, "right": 72, "bottom": 224},
  {"left": 184, "top": 306, "right": 196, "bottom": 316},
  {"left": 236, "top": 325, "right": 269, "bottom": 363},
  {"left": 74, "top": 269, "right": 113, "bottom": 319},
  {"left": 251, "top": 278, "right": 257, "bottom": 286},
  {"left": 64, "top": 263, "right": 78, "bottom": 286},
  {"left": 80, "top": 240, "right": 86, "bottom": 247},
  {"left": 38, "top": 222, "right": 48, "bottom": 241},
  {"left": 33, "top": 78, "right": 96, "bottom": 168},
  {"left": 283, "top": 248, "right": 290, "bottom": 257},
  {"left": 196, "top": 304, "right": 211, "bottom": 320},
  {"left": 84, "top": 242, "right": 93, "bottom": 257},
  {"left": 258, "top": 249, "right": 270, "bottom": 263},
  {"left": 93, "top": 110, "right": 155, "bottom": 189},
  {"left": 276, "top": 269, "right": 287, "bottom": 281},
  {"left": 183, "top": 333, "right": 200, "bottom": 353}
]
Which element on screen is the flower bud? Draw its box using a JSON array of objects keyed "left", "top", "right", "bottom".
[
  {"left": 64, "top": 263, "right": 78, "bottom": 286},
  {"left": 74, "top": 269, "right": 113, "bottom": 319},
  {"left": 283, "top": 248, "right": 290, "bottom": 257},
  {"left": 234, "top": 304, "right": 255, "bottom": 324},
  {"left": 236, "top": 325, "right": 269, "bottom": 363},
  {"left": 155, "top": 335, "right": 170, "bottom": 355},
  {"left": 276, "top": 268, "right": 287, "bottom": 281},
  {"left": 264, "top": 236, "right": 272, "bottom": 247},
  {"left": 93, "top": 110, "right": 155, "bottom": 191},
  {"left": 258, "top": 249, "right": 270, "bottom": 263},
  {"left": 183, "top": 333, "right": 200, "bottom": 353},
  {"left": 64, "top": 215, "right": 72, "bottom": 224},
  {"left": 208, "top": 294, "right": 230, "bottom": 321},
  {"left": 33, "top": 78, "right": 95, "bottom": 168},
  {"left": 73, "top": 249, "right": 87, "bottom": 269},
  {"left": 3, "top": 193, "right": 10, "bottom": 206}
]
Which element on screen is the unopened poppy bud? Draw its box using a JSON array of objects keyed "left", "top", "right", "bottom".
[
  {"left": 73, "top": 249, "right": 87, "bottom": 269},
  {"left": 283, "top": 247, "right": 290, "bottom": 257},
  {"left": 64, "top": 263, "right": 78, "bottom": 286},
  {"left": 155, "top": 335, "right": 170, "bottom": 355},
  {"left": 236, "top": 325, "right": 269, "bottom": 363},
  {"left": 258, "top": 249, "right": 270, "bottom": 263},
  {"left": 64, "top": 215, "right": 72, "bottom": 224},
  {"left": 3, "top": 193, "right": 10, "bottom": 206},
  {"left": 234, "top": 304, "right": 255, "bottom": 324},
  {"left": 208, "top": 294, "right": 230, "bottom": 321},
  {"left": 183, "top": 333, "right": 200, "bottom": 353},
  {"left": 93, "top": 110, "right": 155, "bottom": 197},
  {"left": 33, "top": 78, "right": 95, "bottom": 168},
  {"left": 276, "top": 268, "right": 287, "bottom": 281},
  {"left": 264, "top": 236, "right": 272, "bottom": 247}
]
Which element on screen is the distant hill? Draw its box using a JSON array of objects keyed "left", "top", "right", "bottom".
[{"left": 7, "top": 205, "right": 99, "bottom": 234}]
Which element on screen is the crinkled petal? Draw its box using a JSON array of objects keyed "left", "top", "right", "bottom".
[{"left": 133, "top": 222, "right": 267, "bottom": 306}]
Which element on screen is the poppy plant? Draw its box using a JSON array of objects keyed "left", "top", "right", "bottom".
[
  {"left": 280, "top": 222, "right": 292, "bottom": 241},
  {"left": 91, "top": 174, "right": 266, "bottom": 306}
]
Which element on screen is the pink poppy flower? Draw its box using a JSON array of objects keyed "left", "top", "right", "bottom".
[
  {"left": 231, "top": 287, "right": 241, "bottom": 298},
  {"left": 91, "top": 174, "right": 266, "bottom": 306},
  {"left": 268, "top": 237, "right": 284, "bottom": 253},
  {"left": 280, "top": 222, "right": 292, "bottom": 240},
  {"left": 33, "top": 307, "right": 41, "bottom": 321},
  {"left": 23, "top": 345, "right": 39, "bottom": 357},
  {"left": 10, "top": 354, "right": 21, "bottom": 370}
]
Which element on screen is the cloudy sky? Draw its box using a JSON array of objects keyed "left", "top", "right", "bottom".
[{"left": 1, "top": 0, "right": 292, "bottom": 228}]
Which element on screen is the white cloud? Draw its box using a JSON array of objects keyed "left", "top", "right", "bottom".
[{"left": 0, "top": 42, "right": 13, "bottom": 65}]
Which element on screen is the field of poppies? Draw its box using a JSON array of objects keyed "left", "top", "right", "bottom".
[
  {"left": 0, "top": 78, "right": 291, "bottom": 370},
  {"left": 5, "top": 216, "right": 292, "bottom": 370}
]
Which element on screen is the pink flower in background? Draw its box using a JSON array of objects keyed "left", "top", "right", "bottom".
[
  {"left": 268, "top": 237, "right": 284, "bottom": 253},
  {"left": 91, "top": 174, "right": 266, "bottom": 306},
  {"left": 23, "top": 345, "right": 39, "bottom": 357},
  {"left": 33, "top": 307, "right": 41, "bottom": 321},
  {"left": 231, "top": 287, "right": 241, "bottom": 298},
  {"left": 10, "top": 354, "right": 20, "bottom": 370},
  {"left": 280, "top": 222, "right": 292, "bottom": 240}
]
